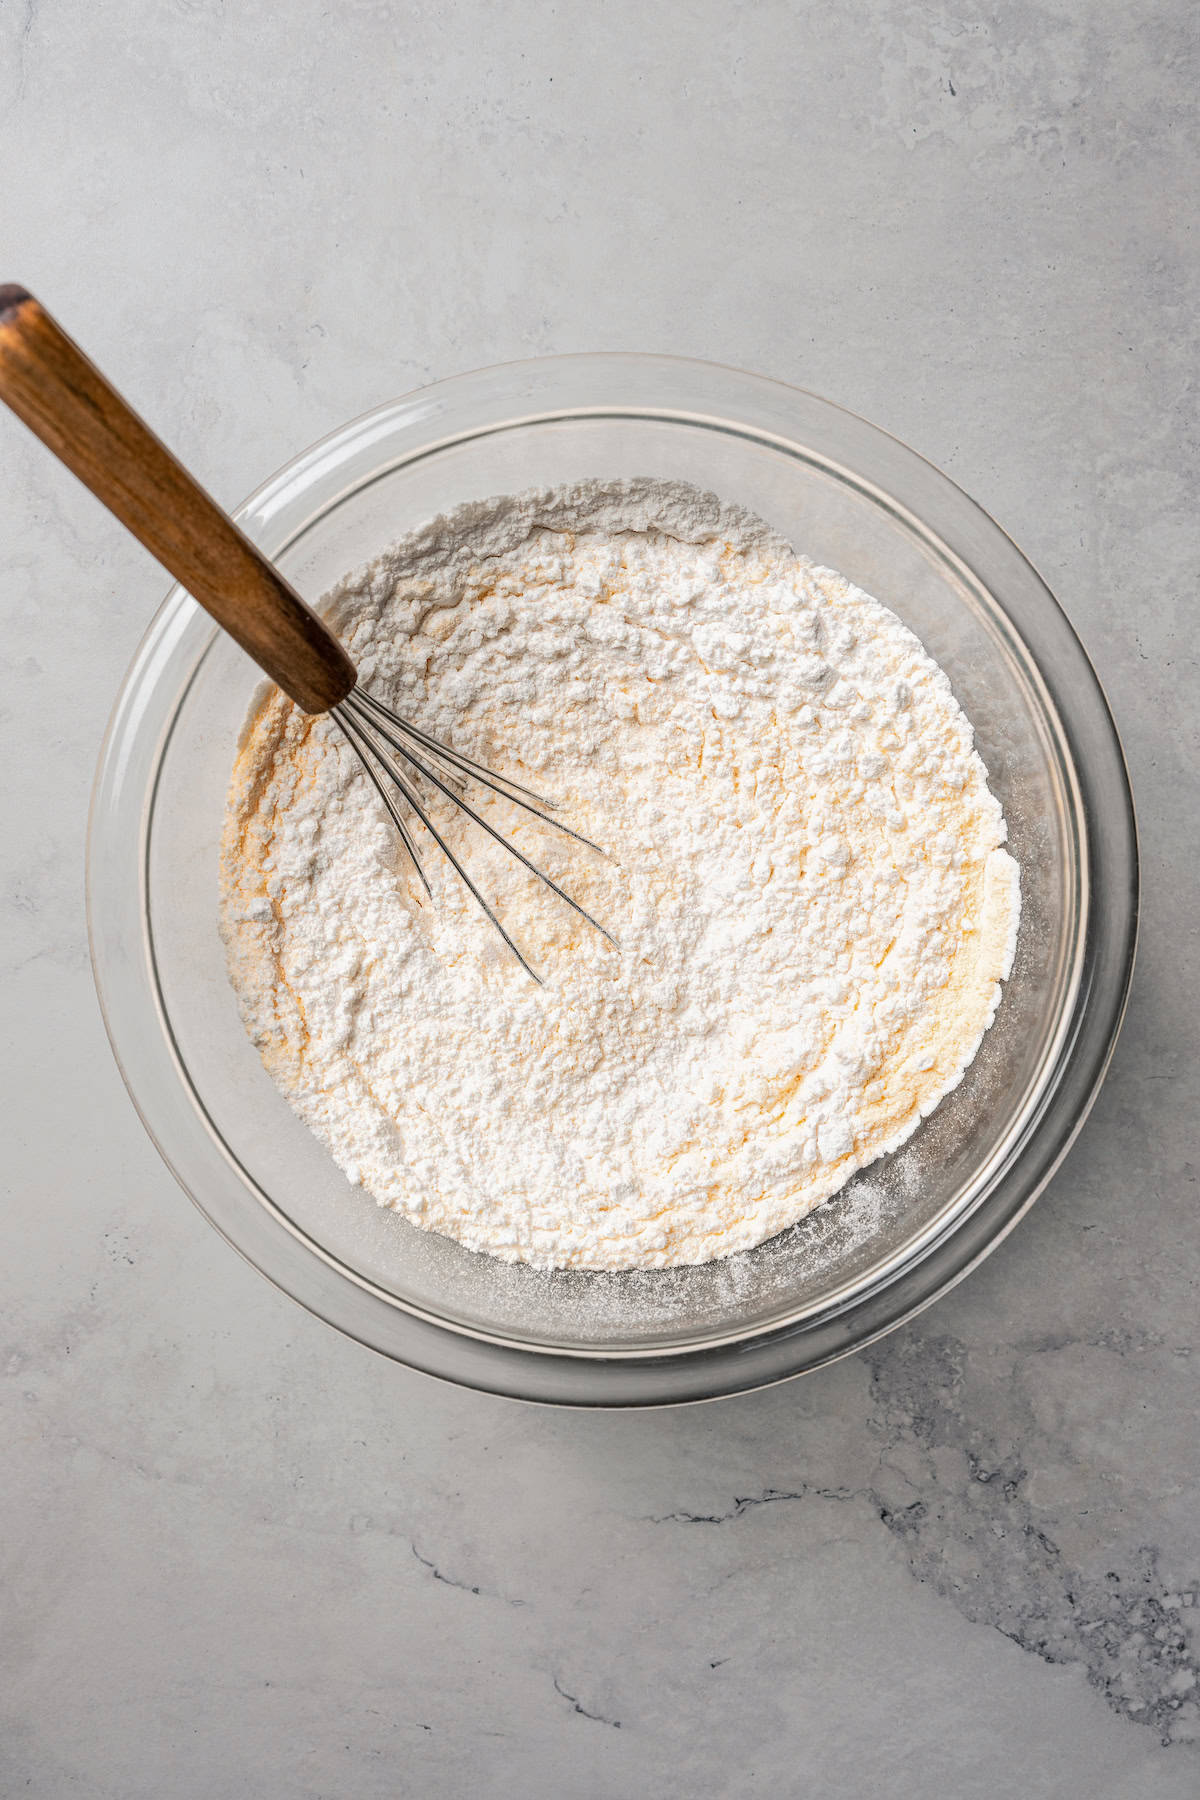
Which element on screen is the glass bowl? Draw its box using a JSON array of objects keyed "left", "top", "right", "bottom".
[{"left": 87, "top": 354, "right": 1138, "bottom": 1406}]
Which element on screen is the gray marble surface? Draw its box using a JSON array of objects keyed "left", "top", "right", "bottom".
[{"left": 2, "top": 2, "right": 1197, "bottom": 1794}]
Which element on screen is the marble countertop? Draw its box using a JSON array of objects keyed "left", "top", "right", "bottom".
[{"left": 3, "top": 3, "right": 1197, "bottom": 1794}]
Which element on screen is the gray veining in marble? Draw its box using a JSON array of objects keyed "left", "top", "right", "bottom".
[{"left": 2, "top": 1, "right": 1198, "bottom": 1795}]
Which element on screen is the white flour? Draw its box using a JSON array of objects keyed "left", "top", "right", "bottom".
[{"left": 220, "top": 478, "right": 1020, "bottom": 1270}]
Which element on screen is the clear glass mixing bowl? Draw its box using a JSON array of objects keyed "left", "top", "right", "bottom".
[{"left": 87, "top": 354, "right": 1138, "bottom": 1405}]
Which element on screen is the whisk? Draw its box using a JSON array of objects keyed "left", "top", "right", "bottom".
[{"left": 0, "top": 286, "right": 613, "bottom": 979}]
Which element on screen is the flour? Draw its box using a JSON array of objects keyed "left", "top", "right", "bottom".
[{"left": 220, "top": 478, "right": 1020, "bottom": 1271}]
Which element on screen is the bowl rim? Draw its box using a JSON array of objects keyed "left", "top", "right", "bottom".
[{"left": 87, "top": 350, "right": 1139, "bottom": 1406}]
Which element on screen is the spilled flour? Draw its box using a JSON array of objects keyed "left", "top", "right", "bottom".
[{"left": 220, "top": 479, "right": 1020, "bottom": 1270}]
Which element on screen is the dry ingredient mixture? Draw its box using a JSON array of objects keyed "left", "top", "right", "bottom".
[{"left": 221, "top": 479, "right": 1020, "bottom": 1270}]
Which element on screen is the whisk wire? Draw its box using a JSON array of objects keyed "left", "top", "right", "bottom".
[
  {"left": 333, "top": 711, "right": 431, "bottom": 899},
  {"left": 336, "top": 707, "right": 543, "bottom": 982},
  {"left": 347, "top": 688, "right": 605, "bottom": 854},
  {"left": 338, "top": 692, "right": 617, "bottom": 950},
  {"left": 333, "top": 688, "right": 616, "bottom": 974}
]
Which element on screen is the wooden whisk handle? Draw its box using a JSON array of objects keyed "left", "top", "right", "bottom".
[{"left": 0, "top": 285, "right": 356, "bottom": 713}]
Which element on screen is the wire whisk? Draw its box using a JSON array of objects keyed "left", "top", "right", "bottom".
[
  {"left": 0, "top": 284, "right": 614, "bottom": 977},
  {"left": 333, "top": 687, "right": 615, "bottom": 980}
]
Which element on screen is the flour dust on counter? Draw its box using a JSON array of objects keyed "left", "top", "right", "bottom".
[{"left": 220, "top": 478, "right": 1019, "bottom": 1270}]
